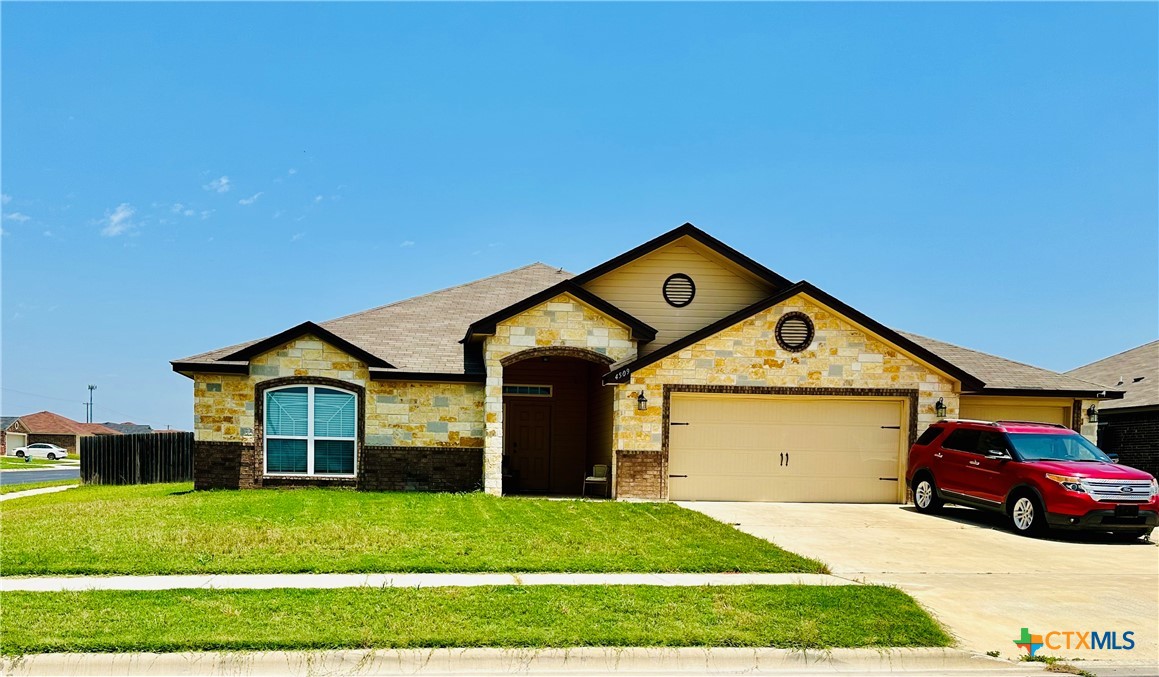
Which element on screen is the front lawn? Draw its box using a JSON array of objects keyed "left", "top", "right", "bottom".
[
  {"left": 0, "top": 585, "right": 950, "bottom": 655},
  {"left": 0, "top": 484, "right": 824, "bottom": 575}
]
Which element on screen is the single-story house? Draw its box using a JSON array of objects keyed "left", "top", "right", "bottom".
[
  {"left": 1067, "top": 341, "right": 1158, "bottom": 477},
  {"left": 174, "top": 224, "right": 1119, "bottom": 502},
  {"left": 3, "top": 411, "right": 121, "bottom": 456}
]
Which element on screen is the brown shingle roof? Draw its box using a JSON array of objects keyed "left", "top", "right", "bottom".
[
  {"left": 14, "top": 411, "right": 121, "bottom": 436},
  {"left": 898, "top": 332, "right": 1115, "bottom": 395},
  {"left": 1066, "top": 341, "right": 1159, "bottom": 410},
  {"left": 177, "top": 263, "right": 574, "bottom": 375}
]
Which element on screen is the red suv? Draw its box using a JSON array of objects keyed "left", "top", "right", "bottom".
[{"left": 906, "top": 420, "right": 1157, "bottom": 539}]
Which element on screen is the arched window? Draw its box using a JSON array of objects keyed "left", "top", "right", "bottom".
[{"left": 264, "top": 385, "right": 357, "bottom": 476}]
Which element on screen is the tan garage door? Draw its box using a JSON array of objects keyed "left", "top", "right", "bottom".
[
  {"left": 959, "top": 396, "right": 1072, "bottom": 427},
  {"left": 668, "top": 395, "right": 905, "bottom": 503}
]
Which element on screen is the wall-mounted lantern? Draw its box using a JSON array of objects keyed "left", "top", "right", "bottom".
[
  {"left": 1086, "top": 403, "right": 1098, "bottom": 423},
  {"left": 935, "top": 397, "right": 947, "bottom": 419},
  {"left": 635, "top": 391, "right": 648, "bottom": 411}
]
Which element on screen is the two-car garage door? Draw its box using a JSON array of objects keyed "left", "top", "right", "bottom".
[{"left": 667, "top": 394, "right": 906, "bottom": 503}]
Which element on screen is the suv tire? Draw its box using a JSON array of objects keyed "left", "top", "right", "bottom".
[
  {"left": 913, "top": 474, "right": 943, "bottom": 513},
  {"left": 1009, "top": 492, "right": 1046, "bottom": 537}
]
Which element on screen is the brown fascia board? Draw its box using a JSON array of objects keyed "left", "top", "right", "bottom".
[
  {"left": 967, "top": 387, "right": 1126, "bottom": 400},
  {"left": 604, "top": 281, "right": 987, "bottom": 391},
  {"left": 569, "top": 222, "right": 793, "bottom": 288},
  {"left": 462, "top": 281, "right": 657, "bottom": 343},
  {"left": 369, "top": 370, "right": 487, "bottom": 384},
  {"left": 171, "top": 360, "right": 250, "bottom": 378},
  {"left": 218, "top": 321, "right": 394, "bottom": 369}
]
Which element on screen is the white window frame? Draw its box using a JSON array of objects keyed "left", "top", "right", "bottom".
[{"left": 263, "top": 384, "right": 358, "bottom": 478}]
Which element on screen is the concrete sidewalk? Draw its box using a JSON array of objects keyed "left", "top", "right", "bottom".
[
  {"left": 0, "top": 485, "right": 78, "bottom": 502},
  {"left": 1, "top": 571, "right": 849, "bottom": 592},
  {"left": 0, "top": 647, "right": 1046, "bottom": 676}
]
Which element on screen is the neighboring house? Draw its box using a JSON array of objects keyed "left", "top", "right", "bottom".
[
  {"left": 3, "top": 411, "right": 121, "bottom": 456},
  {"left": 0, "top": 416, "right": 20, "bottom": 455},
  {"left": 174, "top": 223, "right": 1118, "bottom": 502},
  {"left": 1067, "top": 341, "right": 1159, "bottom": 477},
  {"left": 101, "top": 422, "right": 155, "bottom": 435}
]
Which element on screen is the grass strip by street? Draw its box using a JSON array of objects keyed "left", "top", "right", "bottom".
[
  {"left": 0, "top": 479, "right": 80, "bottom": 495},
  {"left": 0, "top": 585, "right": 951, "bottom": 655},
  {"left": 0, "top": 484, "right": 824, "bottom": 575},
  {"left": 0, "top": 457, "right": 69, "bottom": 470}
]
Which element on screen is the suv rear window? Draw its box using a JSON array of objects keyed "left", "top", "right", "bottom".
[{"left": 915, "top": 427, "right": 943, "bottom": 446}]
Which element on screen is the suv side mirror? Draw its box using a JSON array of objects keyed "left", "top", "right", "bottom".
[
  {"left": 1107, "top": 453, "right": 1120, "bottom": 464},
  {"left": 985, "top": 448, "right": 1012, "bottom": 460}
]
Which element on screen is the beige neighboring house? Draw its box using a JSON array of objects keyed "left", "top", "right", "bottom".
[
  {"left": 1067, "top": 341, "right": 1159, "bottom": 477},
  {"left": 3, "top": 411, "right": 120, "bottom": 457},
  {"left": 173, "top": 223, "right": 1119, "bottom": 502}
]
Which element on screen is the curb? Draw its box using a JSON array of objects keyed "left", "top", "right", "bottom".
[{"left": 1, "top": 647, "right": 1040, "bottom": 676}]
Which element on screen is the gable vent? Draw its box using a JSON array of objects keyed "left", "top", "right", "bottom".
[
  {"left": 775, "top": 312, "right": 814, "bottom": 352},
  {"left": 662, "top": 273, "right": 696, "bottom": 308}
]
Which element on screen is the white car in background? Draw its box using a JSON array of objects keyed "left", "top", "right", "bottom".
[{"left": 10, "top": 443, "right": 69, "bottom": 460}]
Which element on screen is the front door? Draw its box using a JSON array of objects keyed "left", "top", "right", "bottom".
[{"left": 506, "top": 401, "right": 551, "bottom": 493}]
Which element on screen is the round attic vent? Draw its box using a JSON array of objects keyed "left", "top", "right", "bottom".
[
  {"left": 662, "top": 273, "right": 696, "bottom": 308},
  {"left": 775, "top": 312, "right": 814, "bottom": 352}
]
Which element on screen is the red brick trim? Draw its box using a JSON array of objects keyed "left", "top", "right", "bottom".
[{"left": 500, "top": 346, "right": 615, "bottom": 367}]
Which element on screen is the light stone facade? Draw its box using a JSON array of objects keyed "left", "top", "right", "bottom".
[
  {"left": 613, "top": 294, "right": 961, "bottom": 455},
  {"left": 193, "top": 334, "right": 484, "bottom": 449},
  {"left": 480, "top": 293, "right": 639, "bottom": 494}
]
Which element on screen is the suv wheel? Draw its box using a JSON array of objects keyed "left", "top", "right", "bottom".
[
  {"left": 1009, "top": 493, "right": 1046, "bottom": 536},
  {"left": 913, "top": 475, "right": 943, "bottom": 513}
]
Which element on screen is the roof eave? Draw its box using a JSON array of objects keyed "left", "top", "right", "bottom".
[
  {"left": 171, "top": 361, "right": 250, "bottom": 378},
  {"left": 966, "top": 387, "right": 1126, "bottom": 399},
  {"left": 369, "top": 369, "right": 486, "bottom": 384}
]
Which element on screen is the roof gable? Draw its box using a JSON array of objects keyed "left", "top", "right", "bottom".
[
  {"left": 570, "top": 223, "right": 792, "bottom": 288},
  {"left": 11, "top": 411, "right": 121, "bottom": 436},
  {"left": 605, "top": 281, "right": 984, "bottom": 390},
  {"left": 219, "top": 321, "right": 393, "bottom": 368},
  {"left": 463, "top": 281, "right": 657, "bottom": 343},
  {"left": 1065, "top": 340, "right": 1157, "bottom": 409}
]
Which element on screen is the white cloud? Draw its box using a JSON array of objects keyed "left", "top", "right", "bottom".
[
  {"left": 288, "top": 168, "right": 297, "bottom": 175},
  {"left": 272, "top": 210, "right": 284, "bottom": 219},
  {"left": 1, "top": 194, "right": 11, "bottom": 205},
  {"left": 203, "top": 176, "right": 231, "bottom": 193},
  {"left": 314, "top": 195, "right": 323, "bottom": 203},
  {"left": 100, "top": 203, "right": 136, "bottom": 237},
  {"left": 400, "top": 240, "right": 415, "bottom": 247},
  {"left": 183, "top": 209, "right": 195, "bottom": 217},
  {"left": 200, "top": 210, "right": 214, "bottom": 220},
  {"left": 238, "top": 192, "right": 263, "bottom": 206},
  {"left": 290, "top": 232, "right": 305, "bottom": 242},
  {"left": 171, "top": 203, "right": 186, "bottom": 214},
  {"left": 3, "top": 212, "right": 30, "bottom": 223}
]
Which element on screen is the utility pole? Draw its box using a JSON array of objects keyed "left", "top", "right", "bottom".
[{"left": 87, "top": 384, "right": 97, "bottom": 423}]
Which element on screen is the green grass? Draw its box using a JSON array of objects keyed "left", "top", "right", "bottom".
[
  {"left": 0, "top": 585, "right": 951, "bottom": 655},
  {"left": 0, "top": 483, "right": 824, "bottom": 575},
  {"left": 0, "top": 457, "right": 69, "bottom": 469},
  {"left": 0, "top": 479, "right": 80, "bottom": 495}
]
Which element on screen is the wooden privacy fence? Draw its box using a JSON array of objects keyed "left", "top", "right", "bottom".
[{"left": 81, "top": 432, "right": 194, "bottom": 485}]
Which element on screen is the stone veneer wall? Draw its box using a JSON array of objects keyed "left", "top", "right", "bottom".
[
  {"left": 613, "top": 295, "right": 960, "bottom": 499},
  {"left": 191, "top": 334, "right": 484, "bottom": 490},
  {"left": 481, "top": 293, "right": 638, "bottom": 495}
]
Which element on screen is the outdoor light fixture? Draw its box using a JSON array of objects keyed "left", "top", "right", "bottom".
[
  {"left": 935, "top": 397, "right": 947, "bottom": 419},
  {"left": 1087, "top": 404, "right": 1098, "bottom": 423},
  {"left": 636, "top": 391, "right": 648, "bottom": 411}
]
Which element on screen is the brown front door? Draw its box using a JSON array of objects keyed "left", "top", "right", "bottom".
[{"left": 507, "top": 401, "right": 551, "bottom": 492}]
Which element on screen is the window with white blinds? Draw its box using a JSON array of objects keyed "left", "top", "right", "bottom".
[{"left": 265, "top": 385, "right": 356, "bottom": 476}]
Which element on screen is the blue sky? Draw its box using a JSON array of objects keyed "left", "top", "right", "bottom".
[{"left": 2, "top": 3, "right": 1156, "bottom": 429}]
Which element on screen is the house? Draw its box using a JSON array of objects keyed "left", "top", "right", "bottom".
[
  {"left": 1067, "top": 341, "right": 1159, "bottom": 477},
  {"left": 3, "top": 411, "right": 120, "bottom": 456},
  {"left": 0, "top": 416, "right": 20, "bottom": 455},
  {"left": 100, "top": 422, "right": 155, "bottom": 435},
  {"left": 173, "top": 224, "right": 1118, "bottom": 501}
]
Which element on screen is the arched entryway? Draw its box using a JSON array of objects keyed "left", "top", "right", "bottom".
[{"left": 500, "top": 348, "right": 614, "bottom": 496}]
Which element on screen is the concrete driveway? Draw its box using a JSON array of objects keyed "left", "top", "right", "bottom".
[{"left": 681, "top": 502, "right": 1158, "bottom": 667}]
